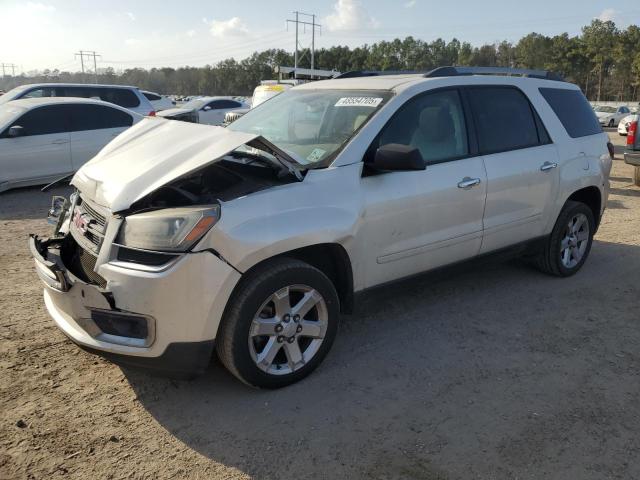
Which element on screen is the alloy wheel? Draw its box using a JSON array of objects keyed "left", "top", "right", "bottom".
[
  {"left": 560, "top": 213, "right": 589, "bottom": 269},
  {"left": 248, "top": 285, "right": 328, "bottom": 375}
]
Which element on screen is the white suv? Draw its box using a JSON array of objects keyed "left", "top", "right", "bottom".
[
  {"left": 30, "top": 67, "right": 612, "bottom": 388},
  {"left": 0, "top": 83, "right": 156, "bottom": 117}
]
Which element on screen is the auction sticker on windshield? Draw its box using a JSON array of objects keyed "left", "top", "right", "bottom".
[{"left": 335, "top": 97, "right": 383, "bottom": 107}]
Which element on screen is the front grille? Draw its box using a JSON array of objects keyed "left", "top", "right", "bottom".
[
  {"left": 61, "top": 236, "right": 108, "bottom": 288},
  {"left": 77, "top": 247, "right": 107, "bottom": 288},
  {"left": 70, "top": 197, "right": 109, "bottom": 255}
]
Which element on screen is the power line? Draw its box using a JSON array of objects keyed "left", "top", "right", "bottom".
[
  {"left": 75, "top": 50, "right": 101, "bottom": 83},
  {"left": 287, "top": 12, "right": 321, "bottom": 77}
]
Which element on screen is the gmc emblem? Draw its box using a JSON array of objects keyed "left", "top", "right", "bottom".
[{"left": 72, "top": 211, "right": 90, "bottom": 234}]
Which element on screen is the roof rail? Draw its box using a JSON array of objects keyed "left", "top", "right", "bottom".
[
  {"left": 334, "top": 70, "right": 426, "bottom": 79},
  {"left": 425, "top": 66, "right": 564, "bottom": 81}
]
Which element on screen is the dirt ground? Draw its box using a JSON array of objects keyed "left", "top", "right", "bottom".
[{"left": 1, "top": 131, "right": 639, "bottom": 480}]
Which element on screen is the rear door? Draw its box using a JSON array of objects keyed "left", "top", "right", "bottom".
[
  {"left": 199, "top": 100, "right": 242, "bottom": 125},
  {"left": 465, "top": 86, "right": 559, "bottom": 253},
  {"left": 68, "top": 104, "right": 134, "bottom": 169},
  {"left": 359, "top": 88, "right": 487, "bottom": 287},
  {"left": 0, "top": 105, "right": 72, "bottom": 186}
]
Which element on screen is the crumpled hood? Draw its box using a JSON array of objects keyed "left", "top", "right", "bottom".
[{"left": 71, "top": 117, "right": 257, "bottom": 211}]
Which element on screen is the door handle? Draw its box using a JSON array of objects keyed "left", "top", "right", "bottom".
[
  {"left": 51, "top": 139, "right": 69, "bottom": 145},
  {"left": 540, "top": 161, "right": 558, "bottom": 172},
  {"left": 457, "top": 177, "right": 481, "bottom": 189}
]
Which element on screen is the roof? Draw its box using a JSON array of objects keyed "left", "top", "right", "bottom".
[
  {"left": 295, "top": 74, "right": 425, "bottom": 92},
  {"left": 4, "top": 97, "right": 137, "bottom": 110},
  {"left": 11, "top": 83, "right": 139, "bottom": 90},
  {"left": 294, "top": 72, "right": 571, "bottom": 94}
]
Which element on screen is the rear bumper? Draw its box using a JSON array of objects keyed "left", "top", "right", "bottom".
[
  {"left": 624, "top": 151, "right": 640, "bottom": 167},
  {"left": 30, "top": 234, "right": 241, "bottom": 378}
]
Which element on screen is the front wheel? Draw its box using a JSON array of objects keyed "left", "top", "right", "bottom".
[
  {"left": 216, "top": 258, "right": 339, "bottom": 388},
  {"left": 608, "top": 119, "right": 615, "bottom": 127},
  {"left": 532, "top": 201, "right": 595, "bottom": 277},
  {"left": 634, "top": 166, "right": 640, "bottom": 187}
]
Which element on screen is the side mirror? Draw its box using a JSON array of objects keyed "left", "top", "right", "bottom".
[
  {"left": 8, "top": 125, "right": 24, "bottom": 138},
  {"left": 373, "top": 144, "right": 425, "bottom": 171}
]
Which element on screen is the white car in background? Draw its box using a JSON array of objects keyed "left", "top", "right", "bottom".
[
  {"left": 141, "top": 90, "right": 174, "bottom": 112},
  {"left": 594, "top": 105, "right": 632, "bottom": 127},
  {"left": 618, "top": 114, "right": 639, "bottom": 135},
  {"left": 157, "top": 96, "right": 248, "bottom": 125},
  {"left": 0, "top": 83, "right": 156, "bottom": 117},
  {"left": 0, "top": 98, "right": 142, "bottom": 192}
]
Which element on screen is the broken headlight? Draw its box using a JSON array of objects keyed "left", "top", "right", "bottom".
[{"left": 117, "top": 206, "right": 220, "bottom": 252}]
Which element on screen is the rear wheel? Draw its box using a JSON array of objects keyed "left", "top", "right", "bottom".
[
  {"left": 634, "top": 166, "right": 640, "bottom": 187},
  {"left": 532, "top": 201, "right": 595, "bottom": 277},
  {"left": 216, "top": 258, "right": 339, "bottom": 388}
]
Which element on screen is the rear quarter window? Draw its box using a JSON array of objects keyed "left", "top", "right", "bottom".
[{"left": 539, "top": 88, "right": 602, "bottom": 138}]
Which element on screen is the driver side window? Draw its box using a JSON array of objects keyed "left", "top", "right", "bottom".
[{"left": 375, "top": 89, "right": 469, "bottom": 165}]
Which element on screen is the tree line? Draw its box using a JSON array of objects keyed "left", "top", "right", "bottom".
[{"left": 2, "top": 19, "right": 639, "bottom": 101}]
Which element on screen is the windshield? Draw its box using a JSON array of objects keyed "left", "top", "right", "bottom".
[
  {"left": 228, "top": 89, "right": 392, "bottom": 166},
  {"left": 181, "top": 98, "right": 208, "bottom": 110},
  {"left": 594, "top": 106, "right": 616, "bottom": 113},
  {"left": 0, "top": 85, "right": 31, "bottom": 104}
]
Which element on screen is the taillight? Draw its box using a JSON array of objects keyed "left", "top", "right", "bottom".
[
  {"left": 148, "top": 111, "right": 156, "bottom": 117},
  {"left": 628, "top": 121, "right": 637, "bottom": 147},
  {"left": 607, "top": 142, "right": 614, "bottom": 160}
]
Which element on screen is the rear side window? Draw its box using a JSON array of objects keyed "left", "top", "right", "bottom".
[
  {"left": 3, "top": 105, "right": 68, "bottom": 137},
  {"left": 58, "top": 87, "right": 141, "bottom": 108},
  {"left": 539, "top": 88, "right": 602, "bottom": 138},
  {"left": 68, "top": 104, "right": 133, "bottom": 131},
  {"left": 143, "top": 92, "right": 161, "bottom": 101},
  {"left": 468, "top": 87, "right": 540, "bottom": 154},
  {"left": 206, "top": 100, "right": 241, "bottom": 109}
]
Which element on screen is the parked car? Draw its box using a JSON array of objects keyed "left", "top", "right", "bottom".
[
  {"left": 618, "top": 114, "right": 637, "bottom": 135},
  {"left": 31, "top": 67, "right": 612, "bottom": 388},
  {"left": 0, "top": 97, "right": 142, "bottom": 192},
  {"left": 141, "top": 90, "right": 174, "bottom": 111},
  {"left": 157, "top": 96, "right": 248, "bottom": 125},
  {"left": 623, "top": 114, "right": 640, "bottom": 186},
  {"left": 593, "top": 105, "right": 632, "bottom": 127},
  {"left": 224, "top": 83, "right": 293, "bottom": 125},
  {"left": 0, "top": 83, "right": 156, "bottom": 117}
]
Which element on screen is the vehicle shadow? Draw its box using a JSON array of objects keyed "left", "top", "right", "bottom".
[
  {"left": 0, "top": 184, "right": 73, "bottom": 221},
  {"left": 124, "top": 239, "right": 640, "bottom": 479}
]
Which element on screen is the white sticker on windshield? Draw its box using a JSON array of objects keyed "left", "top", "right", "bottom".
[
  {"left": 335, "top": 97, "right": 383, "bottom": 108},
  {"left": 307, "top": 148, "right": 326, "bottom": 162}
]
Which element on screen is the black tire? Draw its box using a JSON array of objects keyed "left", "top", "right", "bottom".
[
  {"left": 216, "top": 258, "right": 339, "bottom": 388},
  {"left": 634, "top": 166, "right": 640, "bottom": 187},
  {"left": 532, "top": 201, "right": 595, "bottom": 277},
  {"left": 608, "top": 119, "right": 615, "bottom": 127}
]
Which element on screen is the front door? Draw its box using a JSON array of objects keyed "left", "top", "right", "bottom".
[
  {"left": 0, "top": 105, "right": 72, "bottom": 187},
  {"left": 358, "top": 88, "right": 487, "bottom": 288}
]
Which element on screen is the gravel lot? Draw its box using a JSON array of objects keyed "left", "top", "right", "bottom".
[{"left": 1, "top": 131, "right": 639, "bottom": 480}]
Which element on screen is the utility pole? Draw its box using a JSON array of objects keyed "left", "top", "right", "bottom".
[
  {"left": 1, "top": 63, "right": 17, "bottom": 77},
  {"left": 75, "top": 50, "right": 101, "bottom": 83},
  {"left": 286, "top": 12, "right": 321, "bottom": 78}
]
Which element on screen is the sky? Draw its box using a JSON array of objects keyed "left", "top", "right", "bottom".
[{"left": 1, "top": 0, "right": 639, "bottom": 73}]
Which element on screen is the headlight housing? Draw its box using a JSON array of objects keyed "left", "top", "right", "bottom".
[{"left": 117, "top": 206, "right": 220, "bottom": 252}]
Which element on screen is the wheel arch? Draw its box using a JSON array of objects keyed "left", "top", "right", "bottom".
[
  {"left": 236, "top": 243, "right": 354, "bottom": 315},
  {"left": 566, "top": 185, "right": 602, "bottom": 229}
]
